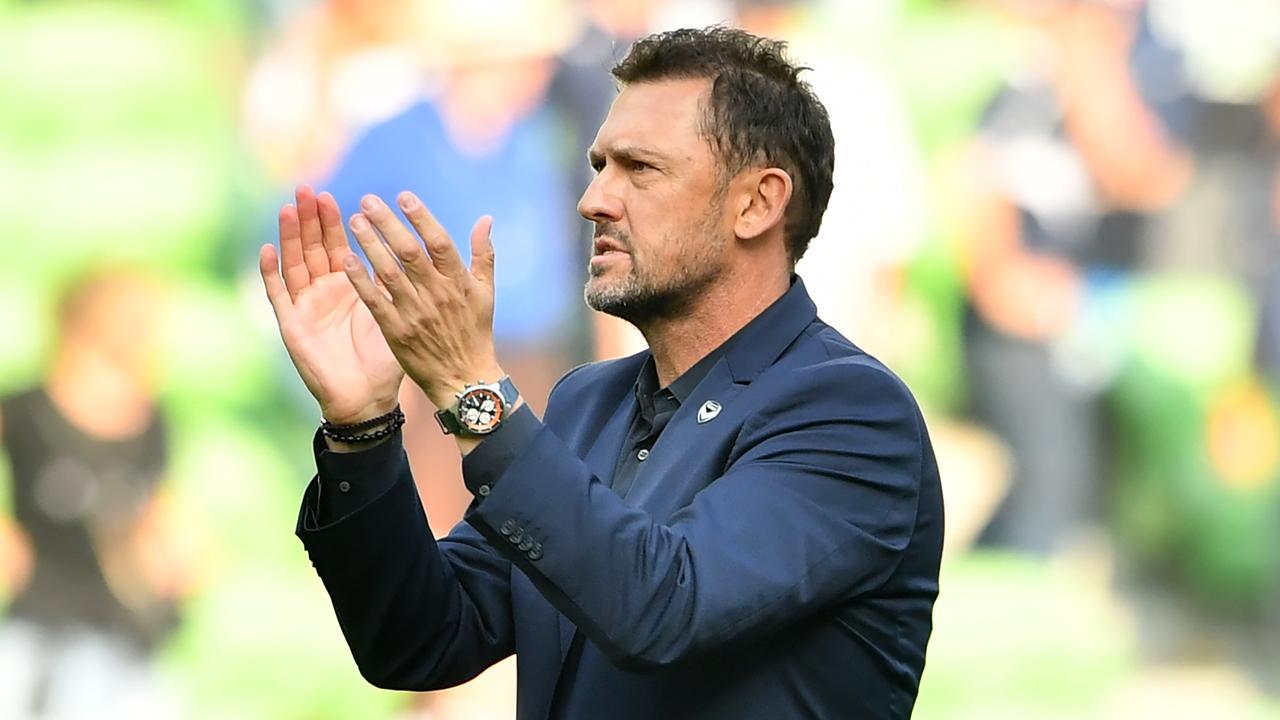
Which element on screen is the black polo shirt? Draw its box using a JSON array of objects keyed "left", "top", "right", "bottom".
[{"left": 608, "top": 347, "right": 725, "bottom": 500}]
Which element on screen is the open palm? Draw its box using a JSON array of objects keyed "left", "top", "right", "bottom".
[{"left": 260, "top": 187, "right": 404, "bottom": 425}]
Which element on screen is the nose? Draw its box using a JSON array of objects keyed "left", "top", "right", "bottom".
[{"left": 577, "top": 171, "right": 622, "bottom": 224}]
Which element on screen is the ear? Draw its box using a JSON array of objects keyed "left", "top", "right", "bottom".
[{"left": 733, "top": 168, "right": 793, "bottom": 241}]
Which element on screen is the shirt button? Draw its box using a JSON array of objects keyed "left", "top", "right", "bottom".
[
  {"left": 518, "top": 538, "right": 534, "bottom": 552},
  {"left": 637, "top": 448, "right": 650, "bottom": 461},
  {"left": 338, "top": 481, "right": 351, "bottom": 493},
  {"left": 528, "top": 543, "right": 543, "bottom": 561},
  {"left": 499, "top": 520, "right": 515, "bottom": 536},
  {"left": 477, "top": 484, "right": 491, "bottom": 497}
]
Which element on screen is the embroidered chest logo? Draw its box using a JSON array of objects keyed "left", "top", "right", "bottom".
[{"left": 697, "top": 400, "right": 722, "bottom": 424}]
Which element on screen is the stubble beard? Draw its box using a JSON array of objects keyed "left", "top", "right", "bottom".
[{"left": 584, "top": 212, "right": 726, "bottom": 327}]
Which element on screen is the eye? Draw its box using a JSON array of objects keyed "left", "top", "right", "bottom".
[{"left": 629, "top": 160, "right": 654, "bottom": 172}]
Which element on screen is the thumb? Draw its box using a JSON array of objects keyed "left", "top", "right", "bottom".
[{"left": 469, "top": 215, "right": 495, "bottom": 287}]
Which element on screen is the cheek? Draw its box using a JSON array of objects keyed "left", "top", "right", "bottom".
[{"left": 623, "top": 193, "right": 701, "bottom": 267}]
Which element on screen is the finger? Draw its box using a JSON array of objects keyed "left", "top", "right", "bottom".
[
  {"left": 348, "top": 212, "right": 418, "bottom": 302},
  {"left": 278, "top": 203, "right": 310, "bottom": 300},
  {"left": 297, "top": 185, "right": 329, "bottom": 279},
  {"left": 317, "top": 192, "right": 351, "bottom": 272},
  {"left": 341, "top": 252, "right": 400, "bottom": 333},
  {"left": 469, "top": 215, "right": 495, "bottom": 287},
  {"left": 360, "top": 194, "right": 438, "bottom": 285},
  {"left": 397, "top": 191, "right": 467, "bottom": 278},
  {"left": 257, "top": 243, "right": 293, "bottom": 320}
]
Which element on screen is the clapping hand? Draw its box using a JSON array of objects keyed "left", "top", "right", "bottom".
[
  {"left": 259, "top": 185, "right": 404, "bottom": 426},
  {"left": 338, "top": 191, "right": 503, "bottom": 413}
]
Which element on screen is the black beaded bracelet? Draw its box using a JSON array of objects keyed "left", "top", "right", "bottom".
[{"left": 321, "top": 406, "right": 406, "bottom": 443}]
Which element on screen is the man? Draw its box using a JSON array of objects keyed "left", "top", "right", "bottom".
[{"left": 260, "top": 27, "right": 943, "bottom": 719}]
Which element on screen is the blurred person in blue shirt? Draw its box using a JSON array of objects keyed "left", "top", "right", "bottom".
[{"left": 318, "top": 2, "right": 582, "bottom": 544}]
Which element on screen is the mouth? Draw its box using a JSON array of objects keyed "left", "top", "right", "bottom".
[{"left": 593, "top": 237, "right": 629, "bottom": 256}]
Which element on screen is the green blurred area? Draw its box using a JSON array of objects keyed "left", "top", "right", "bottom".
[
  {"left": 0, "top": 2, "right": 406, "bottom": 716},
  {"left": 1, "top": 0, "right": 1277, "bottom": 717}
]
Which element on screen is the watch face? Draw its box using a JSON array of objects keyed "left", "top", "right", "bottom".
[{"left": 458, "top": 387, "right": 505, "bottom": 434}]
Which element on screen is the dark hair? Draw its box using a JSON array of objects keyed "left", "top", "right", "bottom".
[{"left": 612, "top": 26, "right": 835, "bottom": 264}]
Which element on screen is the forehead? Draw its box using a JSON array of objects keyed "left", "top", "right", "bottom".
[{"left": 593, "top": 77, "right": 713, "bottom": 155}]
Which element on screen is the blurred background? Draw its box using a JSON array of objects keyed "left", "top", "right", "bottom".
[{"left": 1, "top": 0, "right": 1278, "bottom": 717}]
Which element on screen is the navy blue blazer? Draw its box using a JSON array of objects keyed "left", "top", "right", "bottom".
[{"left": 297, "top": 278, "right": 944, "bottom": 719}]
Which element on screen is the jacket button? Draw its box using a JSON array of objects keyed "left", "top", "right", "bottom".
[
  {"left": 518, "top": 538, "right": 534, "bottom": 552},
  {"left": 477, "top": 483, "right": 491, "bottom": 497},
  {"left": 528, "top": 543, "right": 543, "bottom": 561},
  {"left": 509, "top": 528, "right": 525, "bottom": 544},
  {"left": 499, "top": 520, "right": 515, "bottom": 536},
  {"left": 338, "top": 480, "right": 351, "bottom": 493}
]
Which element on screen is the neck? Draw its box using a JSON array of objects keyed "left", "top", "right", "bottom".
[
  {"left": 639, "top": 266, "right": 789, "bottom": 387},
  {"left": 46, "top": 346, "right": 154, "bottom": 441}
]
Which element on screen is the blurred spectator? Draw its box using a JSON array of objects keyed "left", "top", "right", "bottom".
[
  {"left": 949, "top": 0, "right": 1280, "bottom": 693},
  {"left": 1271, "top": 84, "right": 1280, "bottom": 365},
  {"left": 551, "top": 0, "right": 670, "bottom": 361},
  {"left": 738, "top": 0, "right": 930, "bottom": 362},
  {"left": 954, "top": 0, "right": 1193, "bottom": 554},
  {"left": 1098, "top": 0, "right": 1280, "bottom": 686},
  {"left": 553, "top": 0, "right": 668, "bottom": 206},
  {"left": 737, "top": 0, "right": 1019, "bottom": 555},
  {"left": 308, "top": 2, "right": 578, "bottom": 715},
  {"left": 0, "top": 269, "right": 200, "bottom": 719},
  {"left": 319, "top": 0, "right": 580, "bottom": 537},
  {"left": 1133, "top": 0, "right": 1280, "bottom": 334},
  {"left": 243, "top": 0, "right": 440, "bottom": 184}
]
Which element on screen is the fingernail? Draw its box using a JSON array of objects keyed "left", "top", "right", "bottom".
[
  {"left": 361, "top": 195, "right": 378, "bottom": 212},
  {"left": 350, "top": 214, "right": 368, "bottom": 231},
  {"left": 398, "top": 193, "right": 418, "bottom": 211}
]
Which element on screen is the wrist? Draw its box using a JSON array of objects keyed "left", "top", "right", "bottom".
[
  {"left": 320, "top": 397, "right": 400, "bottom": 427},
  {"left": 321, "top": 405, "right": 405, "bottom": 453},
  {"left": 324, "top": 432, "right": 394, "bottom": 454}
]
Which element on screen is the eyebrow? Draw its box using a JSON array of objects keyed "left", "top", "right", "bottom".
[{"left": 587, "top": 145, "right": 668, "bottom": 169}]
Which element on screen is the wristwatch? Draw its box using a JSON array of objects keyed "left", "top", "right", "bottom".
[{"left": 435, "top": 376, "right": 520, "bottom": 436}]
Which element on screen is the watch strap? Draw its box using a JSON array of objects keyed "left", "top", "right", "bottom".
[
  {"left": 434, "top": 406, "right": 464, "bottom": 435},
  {"left": 496, "top": 376, "right": 519, "bottom": 406}
]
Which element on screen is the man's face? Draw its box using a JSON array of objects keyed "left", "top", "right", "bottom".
[{"left": 579, "top": 78, "right": 732, "bottom": 324}]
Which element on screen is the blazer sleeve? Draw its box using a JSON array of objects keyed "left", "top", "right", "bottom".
[
  {"left": 296, "top": 431, "right": 515, "bottom": 691},
  {"left": 462, "top": 358, "right": 929, "bottom": 672}
]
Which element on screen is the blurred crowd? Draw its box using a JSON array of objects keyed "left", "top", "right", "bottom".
[{"left": 0, "top": 0, "right": 1278, "bottom": 717}]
